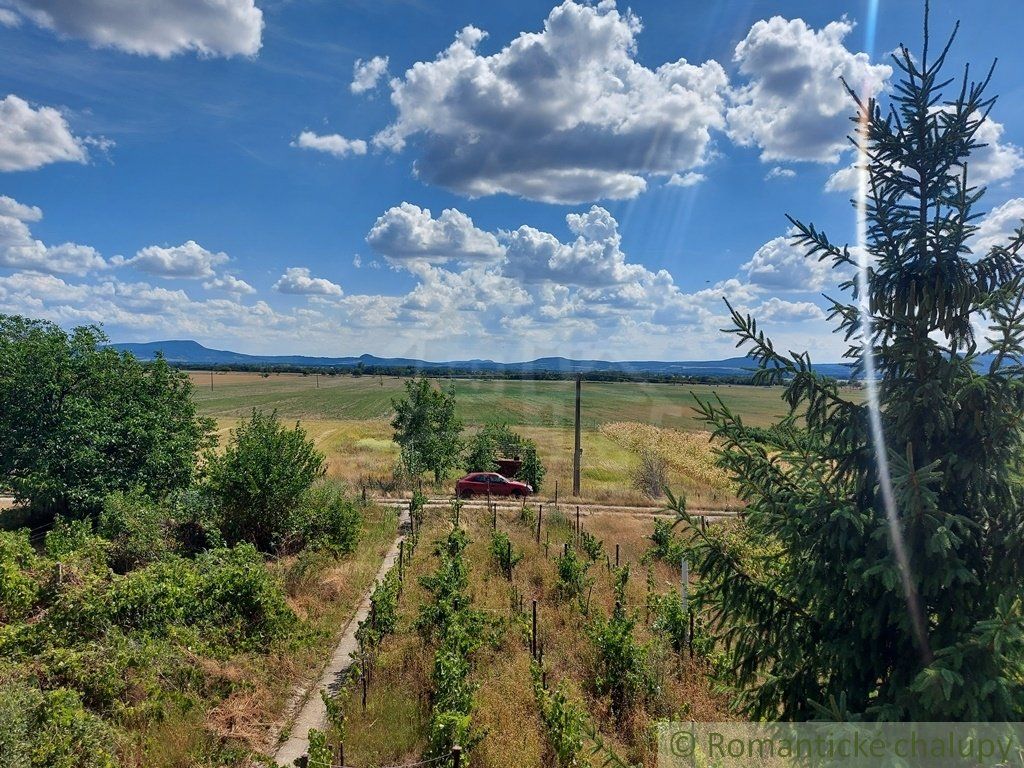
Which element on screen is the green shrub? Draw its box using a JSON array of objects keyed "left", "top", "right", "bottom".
[
  {"left": 0, "top": 530, "right": 41, "bottom": 622},
  {"left": 531, "top": 666, "right": 585, "bottom": 768},
  {"left": 554, "top": 547, "right": 591, "bottom": 601},
  {"left": 98, "top": 490, "right": 169, "bottom": 573},
  {"left": 588, "top": 602, "right": 651, "bottom": 718},
  {"left": 578, "top": 531, "right": 604, "bottom": 562},
  {"left": 44, "top": 517, "right": 95, "bottom": 559},
  {"left": 192, "top": 544, "right": 295, "bottom": 650},
  {"left": 205, "top": 409, "right": 325, "bottom": 553},
  {"left": 646, "top": 519, "right": 684, "bottom": 564},
  {"left": 167, "top": 487, "right": 224, "bottom": 555},
  {"left": 40, "top": 545, "right": 294, "bottom": 652},
  {"left": 489, "top": 530, "right": 522, "bottom": 577},
  {"left": 294, "top": 482, "right": 363, "bottom": 555},
  {"left": 0, "top": 678, "right": 118, "bottom": 768},
  {"left": 650, "top": 591, "right": 688, "bottom": 654}
]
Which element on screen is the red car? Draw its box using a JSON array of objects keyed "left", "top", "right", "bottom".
[{"left": 455, "top": 472, "right": 532, "bottom": 499}]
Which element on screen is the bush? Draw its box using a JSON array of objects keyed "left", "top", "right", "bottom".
[
  {"left": 0, "top": 679, "right": 118, "bottom": 768},
  {"left": 293, "top": 481, "right": 363, "bottom": 555},
  {"left": 631, "top": 448, "right": 667, "bottom": 498},
  {"left": 490, "top": 531, "right": 522, "bottom": 577},
  {"left": 205, "top": 410, "right": 325, "bottom": 553},
  {"left": 554, "top": 547, "right": 591, "bottom": 602},
  {"left": 578, "top": 531, "right": 604, "bottom": 562},
  {"left": 44, "top": 517, "right": 100, "bottom": 560},
  {"left": 166, "top": 487, "right": 224, "bottom": 555},
  {"left": 646, "top": 519, "right": 685, "bottom": 564},
  {"left": 588, "top": 602, "right": 651, "bottom": 718},
  {"left": 0, "top": 530, "right": 40, "bottom": 622},
  {"left": 192, "top": 544, "right": 296, "bottom": 650},
  {"left": 98, "top": 490, "right": 169, "bottom": 573}
]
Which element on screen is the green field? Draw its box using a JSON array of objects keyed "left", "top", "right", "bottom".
[
  {"left": 190, "top": 372, "right": 839, "bottom": 508},
  {"left": 190, "top": 372, "right": 798, "bottom": 430}
]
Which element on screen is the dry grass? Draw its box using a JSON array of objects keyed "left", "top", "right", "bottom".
[{"left": 600, "top": 422, "right": 739, "bottom": 507}]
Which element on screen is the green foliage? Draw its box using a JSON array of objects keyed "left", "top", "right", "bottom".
[
  {"left": 420, "top": 528, "right": 486, "bottom": 764},
  {"left": 554, "top": 546, "right": 591, "bottom": 602},
  {"left": 205, "top": 409, "right": 325, "bottom": 553},
  {"left": 0, "top": 530, "right": 41, "bottom": 622},
  {"left": 518, "top": 442, "right": 545, "bottom": 493},
  {"left": 650, "top": 590, "right": 689, "bottom": 654},
  {"left": 578, "top": 531, "right": 604, "bottom": 562},
  {"left": 391, "top": 377, "right": 463, "bottom": 484},
  {"left": 357, "top": 568, "right": 401, "bottom": 650},
  {"left": 588, "top": 601, "right": 651, "bottom": 718},
  {"left": 293, "top": 481, "right": 363, "bottom": 555},
  {"left": 685, "top": 18, "right": 1024, "bottom": 720},
  {"left": 530, "top": 665, "right": 585, "bottom": 768},
  {"left": 44, "top": 517, "right": 101, "bottom": 561},
  {"left": 0, "top": 315, "right": 214, "bottom": 518},
  {"left": 464, "top": 422, "right": 546, "bottom": 491},
  {"left": 305, "top": 728, "right": 333, "bottom": 768},
  {"left": 98, "top": 490, "right": 169, "bottom": 573},
  {"left": 0, "top": 678, "right": 118, "bottom": 768},
  {"left": 489, "top": 530, "right": 522, "bottom": 577},
  {"left": 645, "top": 519, "right": 685, "bottom": 564},
  {"left": 20, "top": 545, "right": 294, "bottom": 653}
]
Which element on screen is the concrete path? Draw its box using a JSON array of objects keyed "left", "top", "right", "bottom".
[{"left": 273, "top": 506, "right": 410, "bottom": 766}]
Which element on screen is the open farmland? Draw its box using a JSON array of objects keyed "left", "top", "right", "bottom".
[
  {"left": 188, "top": 372, "right": 798, "bottom": 430},
  {"left": 190, "top": 372, "right": 839, "bottom": 509}
]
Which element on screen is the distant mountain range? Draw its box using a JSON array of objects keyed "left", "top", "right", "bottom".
[{"left": 108, "top": 339, "right": 855, "bottom": 378}]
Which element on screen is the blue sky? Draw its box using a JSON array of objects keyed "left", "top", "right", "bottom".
[{"left": 1, "top": 0, "right": 1023, "bottom": 362}]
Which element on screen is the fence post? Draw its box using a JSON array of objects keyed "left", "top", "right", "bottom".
[
  {"left": 615, "top": 543, "right": 620, "bottom": 568},
  {"left": 507, "top": 541, "right": 513, "bottom": 580},
  {"left": 399, "top": 540, "right": 405, "bottom": 583},
  {"left": 555, "top": 480, "right": 558, "bottom": 508},
  {"left": 531, "top": 600, "right": 537, "bottom": 658},
  {"left": 576, "top": 506, "right": 580, "bottom": 540},
  {"left": 452, "top": 745, "right": 463, "bottom": 768},
  {"left": 536, "top": 505, "right": 543, "bottom": 544}
]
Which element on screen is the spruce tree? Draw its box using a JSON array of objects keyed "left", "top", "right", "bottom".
[{"left": 678, "top": 9, "right": 1024, "bottom": 720}]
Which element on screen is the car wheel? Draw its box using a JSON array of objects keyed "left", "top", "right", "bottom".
[{"left": 458, "top": 489, "right": 472, "bottom": 500}]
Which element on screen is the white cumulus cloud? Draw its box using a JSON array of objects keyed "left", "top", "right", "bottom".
[
  {"left": 373, "top": 0, "right": 728, "bottom": 204},
  {"left": 366, "top": 202, "right": 504, "bottom": 265},
  {"left": 727, "top": 17, "right": 891, "bottom": 164},
  {"left": 0, "top": 0, "right": 263, "bottom": 58},
  {"left": 0, "top": 197, "right": 105, "bottom": 275},
  {"left": 120, "top": 240, "right": 229, "bottom": 279},
  {"left": 973, "top": 198, "right": 1024, "bottom": 255},
  {"left": 292, "top": 131, "right": 368, "bottom": 158},
  {"left": 273, "top": 267, "right": 343, "bottom": 297},
  {"left": 204, "top": 273, "right": 255, "bottom": 295},
  {"left": 351, "top": 55, "right": 389, "bottom": 94},
  {"left": 0, "top": 94, "right": 90, "bottom": 172},
  {"left": 741, "top": 232, "right": 831, "bottom": 292},
  {"left": 666, "top": 172, "right": 706, "bottom": 188}
]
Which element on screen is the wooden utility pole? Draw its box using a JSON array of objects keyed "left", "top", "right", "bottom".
[{"left": 572, "top": 375, "right": 582, "bottom": 496}]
